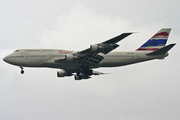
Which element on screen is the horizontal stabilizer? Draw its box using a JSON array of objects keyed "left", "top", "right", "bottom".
[{"left": 146, "top": 44, "right": 176, "bottom": 55}]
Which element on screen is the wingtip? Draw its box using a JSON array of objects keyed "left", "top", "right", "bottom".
[
  {"left": 122, "top": 32, "right": 138, "bottom": 35},
  {"left": 121, "top": 32, "right": 134, "bottom": 37}
]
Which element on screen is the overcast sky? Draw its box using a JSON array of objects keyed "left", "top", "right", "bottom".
[{"left": 0, "top": 0, "right": 180, "bottom": 120}]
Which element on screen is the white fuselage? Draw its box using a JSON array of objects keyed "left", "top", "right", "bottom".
[{"left": 3, "top": 49, "right": 168, "bottom": 70}]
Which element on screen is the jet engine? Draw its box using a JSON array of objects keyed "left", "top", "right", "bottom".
[
  {"left": 90, "top": 45, "right": 104, "bottom": 52},
  {"left": 74, "top": 74, "right": 90, "bottom": 80},
  {"left": 74, "top": 71, "right": 92, "bottom": 80},
  {"left": 57, "top": 70, "right": 72, "bottom": 77},
  {"left": 64, "top": 54, "right": 78, "bottom": 61}
]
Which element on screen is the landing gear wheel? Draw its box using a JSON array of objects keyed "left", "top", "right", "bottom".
[
  {"left": 21, "top": 70, "right": 24, "bottom": 74},
  {"left": 20, "top": 66, "right": 24, "bottom": 74}
]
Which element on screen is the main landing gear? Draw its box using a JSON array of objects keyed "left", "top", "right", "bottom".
[{"left": 20, "top": 66, "right": 24, "bottom": 74}]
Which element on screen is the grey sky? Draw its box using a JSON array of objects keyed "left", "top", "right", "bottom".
[{"left": 0, "top": 0, "right": 180, "bottom": 120}]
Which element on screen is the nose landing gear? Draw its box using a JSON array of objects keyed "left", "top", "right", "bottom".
[{"left": 20, "top": 66, "right": 24, "bottom": 74}]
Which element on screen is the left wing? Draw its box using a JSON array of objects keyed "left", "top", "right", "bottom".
[
  {"left": 76, "top": 33, "right": 133, "bottom": 55},
  {"left": 73, "top": 33, "right": 133, "bottom": 66}
]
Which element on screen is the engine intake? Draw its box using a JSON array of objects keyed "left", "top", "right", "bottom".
[{"left": 57, "top": 70, "right": 72, "bottom": 77}]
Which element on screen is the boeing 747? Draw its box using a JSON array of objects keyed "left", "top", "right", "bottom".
[{"left": 3, "top": 28, "right": 176, "bottom": 80}]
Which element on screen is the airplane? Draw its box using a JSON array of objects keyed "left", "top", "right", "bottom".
[{"left": 3, "top": 28, "right": 176, "bottom": 80}]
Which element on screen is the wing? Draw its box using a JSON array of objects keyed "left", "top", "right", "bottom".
[
  {"left": 74, "top": 33, "right": 133, "bottom": 65},
  {"left": 56, "top": 32, "right": 133, "bottom": 80},
  {"left": 77, "top": 33, "right": 133, "bottom": 55}
]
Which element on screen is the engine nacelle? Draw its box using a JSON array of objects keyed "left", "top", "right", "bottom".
[
  {"left": 90, "top": 45, "right": 98, "bottom": 52},
  {"left": 74, "top": 73, "right": 90, "bottom": 80},
  {"left": 57, "top": 70, "right": 72, "bottom": 77},
  {"left": 65, "top": 54, "right": 78, "bottom": 61},
  {"left": 65, "top": 54, "right": 73, "bottom": 61},
  {"left": 90, "top": 45, "right": 104, "bottom": 52},
  {"left": 57, "top": 70, "right": 66, "bottom": 77}
]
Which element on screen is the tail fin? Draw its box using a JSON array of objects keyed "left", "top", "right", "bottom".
[{"left": 136, "top": 28, "right": 171, "bottom": 51}]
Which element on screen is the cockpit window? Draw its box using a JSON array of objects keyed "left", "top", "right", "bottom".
[{"left": 15, "top": 50, "right": 19, "bottom": 52}]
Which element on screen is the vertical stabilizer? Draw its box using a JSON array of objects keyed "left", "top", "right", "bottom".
[{"left": 136, "top": 28, "right": 171, "bottom": 51}]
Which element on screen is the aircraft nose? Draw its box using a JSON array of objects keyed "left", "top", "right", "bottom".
[
  {"left": 3, "top": 55, "right": 14, "bottom": 65},
  {"left": 3, "top": 57, "right": 7, "bottom": 62},
  {"left": 3, "top": 56, "right": 12, "bottom": 64}
]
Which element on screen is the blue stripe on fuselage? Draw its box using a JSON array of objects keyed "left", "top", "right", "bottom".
[{"left": 141, "top": 39, "right": 167, "bottom": 47}]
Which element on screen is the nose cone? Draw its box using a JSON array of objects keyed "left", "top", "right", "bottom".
[
  {"left": 3, "top": 57, "right": 8, "bottom": 63},
  {"left": 3, "top": 55, "right": 14, "bottom": 65}
]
